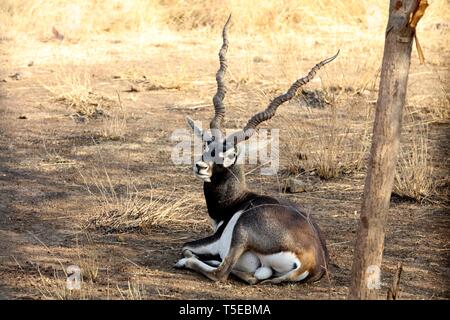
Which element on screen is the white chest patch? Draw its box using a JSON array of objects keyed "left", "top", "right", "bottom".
[
  {"left": 183, "top": 211, "right": 243, "bottom": 258},
  {"left": 218, "top": 210, "right": 244, "bottom": 259}
]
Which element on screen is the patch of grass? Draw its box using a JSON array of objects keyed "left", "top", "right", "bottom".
[
  {"left": 43, "top": 68, "right": 117, "bottom": 118},
  {"left": 393, "top": 123, "right": 436, "bottom": 203},
  {"left": 281, "top": 94, "right": 371, "bottom": 179},
  {"left": 34, "top": 233, "right": 100, "bottom": 300},
  {"left": 35, "top": 265, "right": 146, "bottom": 300},
  {"left": 32, "top": 231, "right": 150, "bottom": 300},
  {"left": 118, "top": 66, "right": 188, "bottom": 92},
  {"left": 116, "top": 280, "right": 145, "bottom": 300},
  {"left": 80, "top": 164, "right": 199, "bottom": 232},
  {"left": 40, "top": 141, "right": 75, "bottom": 167},
  {"left": 100, "top": 92, "right": 127, "bottom": 141},
  {"left": 36, "top": 266, "right": 89, "bottom": 300},
  {"left": 3, "top": 0, "right": 448, "bottom": 38},
  {"left": 87, "top": 184, "right": 197, "bottom": 232},
  {"left": 75, "top": 234, "right": 100, "bottom": 285},
  {"left": 409, "top": 95, "right": 450, "bottom": 125}
]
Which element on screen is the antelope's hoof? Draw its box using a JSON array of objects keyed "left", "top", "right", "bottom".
[{"left": 174, "top": 258, "right": 188, "bottom": 269}]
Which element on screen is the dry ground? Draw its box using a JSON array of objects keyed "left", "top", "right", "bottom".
[{"left": 0, "top": 4, "right": 449, "bottom": 299}]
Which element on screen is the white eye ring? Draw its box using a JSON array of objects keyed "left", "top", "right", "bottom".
[{"left": 219, "top": 152, "right": 235, "bottom": 159}]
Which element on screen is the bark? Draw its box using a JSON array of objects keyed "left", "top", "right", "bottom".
[{"left": 348, "top": 0, "right": 418, "bottom": 300}]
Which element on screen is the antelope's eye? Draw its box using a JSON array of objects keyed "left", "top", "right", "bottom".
[{"left": 210, "top": 149, "right": 216, "bottom": 157}]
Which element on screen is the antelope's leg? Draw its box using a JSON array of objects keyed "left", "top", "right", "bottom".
[
  {"left": 204, "top": 260, "right": 221, "bottom": 267},
  {"left": 181, "top": 258, "right": 258, "bottom": 284},
  {"left": 175, "top": 256, "right": 217, "bottom": 276},
  {"left": 260, "top": 268, "right": 310, "bottom": 284},
  {"left": 230, "top": 270, "right": 258, "bottom": 285},
  {"left": 182, "top": 234, "right": 220, "bottom": 258},
  {"left": 181, "top": 245, "right": 246, "bottom": 282},
  {"left": 260, "top": 271, "right": 296, "bottom": 284},
  {"left": 260, "top": 275, "right": 290, "bottom": 284}
]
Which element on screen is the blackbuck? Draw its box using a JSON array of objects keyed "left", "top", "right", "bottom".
[{"left": 175, "top": 15, "right": 339, "bottom": 284}]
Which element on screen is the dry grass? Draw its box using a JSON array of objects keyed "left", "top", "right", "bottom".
[
  {"left": 393, "top": 122, "right": 436, "bottom": 203},
  {"left": 36, "top": 268, "right": 147, "bottom": 300},
  {"left": 281, "top": 98, "right": 439, "bottom": 201},
  {"left": 41, "top": 141, "right": 76, "bottom": 167},
  {"left": 74, "top": 234, "right": 100, "bottom": 284},
  {"left": 100, "top": 92, "right": 127, "bottom": 141},
  {"left": 36, "top": 263, "right": 102, "bottom": 300},
  {"left": 36, "top": 266, "right": 86, "bottom": 300},
  {"left": 116, "top": 281, "right": 145, "bottom": 300},
  {"left": 408, "top": 95, "right": 450, "bottom": 124},
  {"left": 33, "top": 232, "right": 149, "bottom": 300},
  {"left": 156, "top": 0, "right": 389, "bottom": 33},
  {"left": 80, "top": 163, "right": 198, "bottom": 232},
  {"left": 2, "top": 0, "right": 448, "bottom": 40},
  {"left": 43, "top": 69, "right": 91, "bottom": 113},
  {"left": 43, "top": 67, "right": 118, "bottom": 118},
  {"left": 0, "top": 0, "right": 161, "bottom": 41},
  {"left": 281, "top": 94, "right": 372, "bottom": 180},
  {"left": 34, "top": 233, "right": 100, "bottom": 300},
  {"left": 119, "top": 67, "right": 187, "bottom": 92},
  {"left": 88, "top": 186, "right": 197, "bottom": 232},
  {"left": 35, "top": 263, "right": 146, "bottom": 300}
]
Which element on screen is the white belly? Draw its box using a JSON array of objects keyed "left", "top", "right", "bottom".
[
  {"left": 257, "top": 251, "right": 301, "bottom": 275},
  {"left": 231, "top": 251, "right": 301, "bottom": 278},
  {"left": 234, "top": 251, "right": 260, "bottom": 273}
]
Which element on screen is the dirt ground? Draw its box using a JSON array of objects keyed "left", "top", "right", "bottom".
[{"left": 0, "top": 23, "right": 449, "bottom": 300}]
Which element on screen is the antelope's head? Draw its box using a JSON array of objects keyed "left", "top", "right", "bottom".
[
  {"left": 186, "top": 120, "right": 241, "bottom": 182},
  {"left": 186, "top": 15, "right": 339, "bottom": 183}
]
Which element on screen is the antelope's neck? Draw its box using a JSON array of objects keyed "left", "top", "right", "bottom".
[{"left": 203, "top": 164, "right": 249, "bottom": 223}]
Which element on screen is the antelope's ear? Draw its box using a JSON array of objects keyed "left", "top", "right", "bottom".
[{"left": 186, "top": 117, "right": 203, "bottom": 138}]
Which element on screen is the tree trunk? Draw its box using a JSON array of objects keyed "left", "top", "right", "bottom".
[{"left": 348, "top": 0, "right": 418, "bottom": 300}]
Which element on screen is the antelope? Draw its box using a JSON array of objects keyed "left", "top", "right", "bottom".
[{"left": 175, "top": 15, "right": 339, "bottom": 285}]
